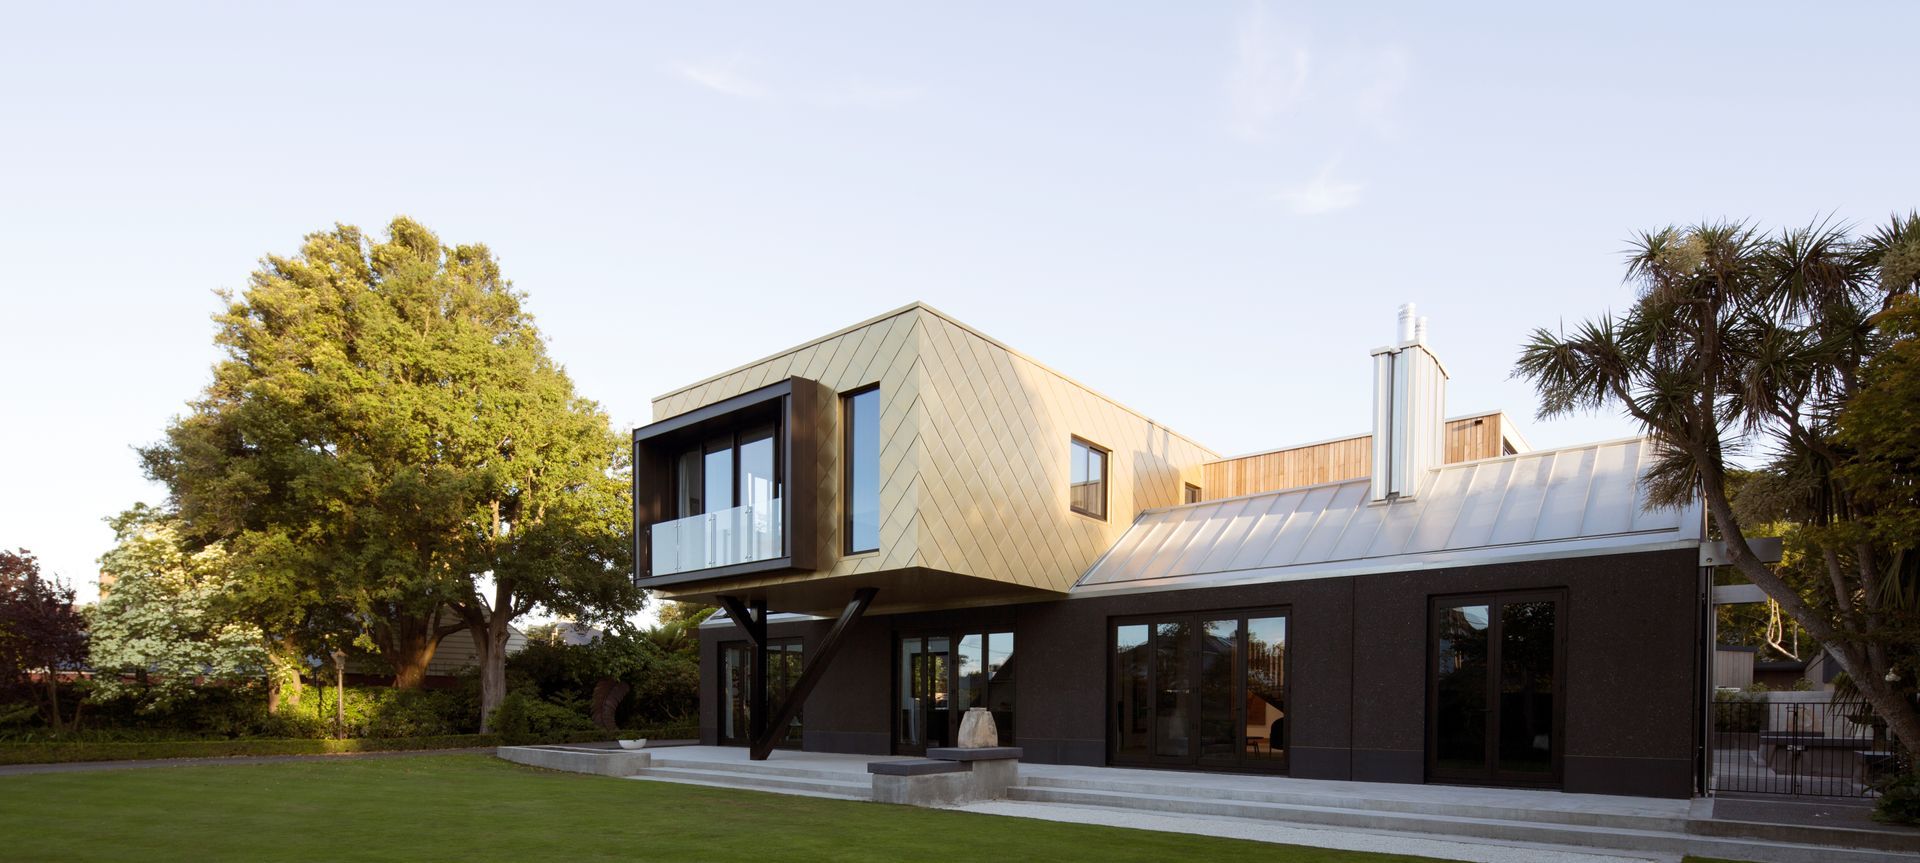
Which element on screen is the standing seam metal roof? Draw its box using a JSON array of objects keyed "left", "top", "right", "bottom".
[{"left": 1072, "top": 437, "right": 1701, "bottom": 594}]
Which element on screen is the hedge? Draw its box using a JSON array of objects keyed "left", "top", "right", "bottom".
[{"left": 0, "top": 730, "right": 613, "bottom": 766}]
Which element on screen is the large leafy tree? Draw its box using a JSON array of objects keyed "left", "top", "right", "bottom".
[
  {"left": 144, "top": 218, "right": 635, "bottom": 729},
  {"left": 0, "top": 550, "right": 89, "bottom": 733},
  {"left": 1515, "top": 215, "right": 1920, "bottom": 766},
  {"left": 92, "top": 505, "right": 268, "bottom": 711}
]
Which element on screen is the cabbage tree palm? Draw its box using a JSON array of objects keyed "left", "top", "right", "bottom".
[{"left": 1515, "top": 215, "right": 1920, "bottom": 768}]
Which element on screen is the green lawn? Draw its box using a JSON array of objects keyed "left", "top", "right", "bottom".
[{"left": 0, "top": 753, "right": 1451, "bottom": 862}]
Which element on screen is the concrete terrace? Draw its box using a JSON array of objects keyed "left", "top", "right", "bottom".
[{"left": 610, "top": 746, "right": 1920, "bottom": 863}]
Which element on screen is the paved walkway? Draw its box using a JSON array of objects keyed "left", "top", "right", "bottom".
[
  {"left": 0, "top": 747, "right": 491, "bottom": 777},
  {"left": 643, "top": 746, "right": 1681, "bottom": 862},
  {"left": 642, "top": 746, "right": 1691, "bottom": 822},
  {"left": 952, "top": 800, "right": 1675, "bottom": 863}
]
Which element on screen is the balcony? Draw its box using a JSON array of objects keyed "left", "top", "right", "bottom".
[
  {"left": 633, "top": 376, "right": 824, "bottom": 582},
  {"left": 650, "top": 499, "right": 784, "bottom": 577}
]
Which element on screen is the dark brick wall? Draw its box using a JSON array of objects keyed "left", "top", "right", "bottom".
[{"left": 697, "top": 547, "right": 1702, "bottom": 797}]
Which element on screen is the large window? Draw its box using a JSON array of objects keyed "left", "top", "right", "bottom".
[
  {"left": 673, "top": 423, "right": 779, "bottom": 520},
  {"left": 721, "top": 638, "right": 803, "bottom": 748},
  {"left": 655, "top": 423, "right": 783, "bottom": 574},
  {"left": 1429, "top": 591, "right": 1563, "bottom": 786},
  {"left": 1111, "top": 610, "right": 1288, "bottom": 771},
  {"left": 896, "top": 629, "right": 1015, "bottom": 753},
  {"left": 844, "top": 386, "right": 880, "bottom": 553},
  {"left": 1070, "top": 437, "right": 1108, "bottom": 520}
]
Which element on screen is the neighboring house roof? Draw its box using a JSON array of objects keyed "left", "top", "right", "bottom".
[
  {"left": 549, "top": 621, "right": 605, "bottom": 646},
  {"left": 1074, "top": 436, "right": 1703, "bottom": 596}
]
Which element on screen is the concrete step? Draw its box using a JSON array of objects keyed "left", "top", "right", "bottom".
[
  {"left": 1007, "top": 785, "right": 1916, "bottom": 863},
  {"left": 630, "top": 765, "right": 872, "bottom": 801},
  {"left": 647, "top": 757, "right": 875, "bottom": 783},
  {"left": 1016, "top": 775, "right": 1688, "bottom": 833}
]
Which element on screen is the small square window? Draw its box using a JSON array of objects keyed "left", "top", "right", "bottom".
[
  {"left": 1070, "top": 437, "right": 1108, "bottom": 520},
  {"left": 1183, "top": 483, "right": 1201, "bottom": 505}
]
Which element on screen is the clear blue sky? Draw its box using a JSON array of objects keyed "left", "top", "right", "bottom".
[{"left": 3, "top": 3, "right": 1915, "bottom": 600}]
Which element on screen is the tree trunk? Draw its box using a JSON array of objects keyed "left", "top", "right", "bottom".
[
  {"left": 331, "top": 649, "right": 347, "bottom": 739},
  {"left": 1702, "top": 486, "right": 1920, "bottom": 770},
  {"left": 372, "top": 609, "right": 448, "bottom": 689},
  {"left": 42, "top": 674, "right": 63, "bottom": 735},
  {"left": 473, "top": 615, "right": 514, "bottom": 733},
  {"left": 266, "top": 640, "right": 302, "bottom": 714}
]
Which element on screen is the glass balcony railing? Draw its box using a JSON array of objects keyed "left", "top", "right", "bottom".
[{"left": 650, "top": 499, "right": 783, "bottom": 576}]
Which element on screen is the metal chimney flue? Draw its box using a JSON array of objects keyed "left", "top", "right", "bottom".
[{"left": 1370, "top": 305, "right": 1448, "bottom": 502}]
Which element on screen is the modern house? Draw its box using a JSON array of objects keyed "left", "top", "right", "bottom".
[{"left": 632, "top": 302, "right": 1707, "bottom": 798}]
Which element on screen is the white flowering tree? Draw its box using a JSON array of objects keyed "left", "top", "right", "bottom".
[{"left": 92, "top": 505, "right": 268, "bottom": 710}]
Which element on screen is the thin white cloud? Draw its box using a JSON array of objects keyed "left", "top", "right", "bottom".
[
  {"left": 1228, "top": 2, "right": 1311, "bottom": 139},
  {"left": 672, "top": 55, "right": 918, "bottom": 110},
  {"left": 1352, "top": 46, "right": 1411, "bottom": 136},
  {"left": 1277, "top": 159, "right": 1363, "bottom": 215},
  {"left": 1225, "top": 3, "right": 1414, "bottom": 141},
  {"left": 673, "top": 54, "right": 769, "bottom": 100},
  {"left": 807, "top": 82, "right": 922, "bottom": 109}
]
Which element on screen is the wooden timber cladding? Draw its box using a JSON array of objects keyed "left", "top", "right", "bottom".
[
  {"left": 1201, "top": 413, "right": 1519, "bottom": 501},
  {"left": 647, "top": 303, "right": 1219, "bottom": 597}
]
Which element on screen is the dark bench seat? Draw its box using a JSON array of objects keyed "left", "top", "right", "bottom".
[{"left": 867, "top": 758, "right": 969, "bottom": 776}]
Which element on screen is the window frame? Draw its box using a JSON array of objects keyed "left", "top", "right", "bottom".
[
  {"left": 842, "top": 384, "right": 882, "bottom": 555},
  {"left": 1069, "top": 436, "right": 1110, "bottom": 520},
  {"left": 1183, "top": 483, "right": 1202, "bottom": 505},
  {"left": 1424, "top": 588, "right": 1568, "bottom": 787}
]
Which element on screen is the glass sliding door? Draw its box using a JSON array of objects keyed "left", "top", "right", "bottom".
[
  {"left": 1153, "top": 621, "right": 1191, "bottom": 760},
  {"left": 1110, "top": 609, "right": 1289, "bottom": 771},
  {"left": 1196, "top": 619, "right": 1239, "bottom": 765},
  {"left": 1428, "top": 592, "right": 1563, "bottom": 786},
  {"left": 1433, "top": 604, "right": 1491, "bottom": 774},
  {"left": 986, "top": 631, "right": 1015, "bottom": 743},
  {"left": 1497, "top": 601, "right": 1557, "bottom": 778},
  {"left": 703, "top": 440, "right": 734, "bottom": 513},
  {"left": 1113, "top": 624, "right": 1152, "bottom": 758},
  {"left": 722, "top": 643, "right": 750, "bottom": 746},
  {"left": 895, "top": 630, "right": 1015, "bottom": 754},
  {"left": 1244, "top": 616, "right": 1289, "bottom": 768},
  {"left": 771, "top": 640, "right": 804, "bottom": 744},
  {"left": 653, "top": 422, "right": 787, "bottom": 576},
  {"left": 897, "top": 635, "right": 950, "bottom": 753},
  {"left": 720, "top": 639, "right": 803, "bottom": 749}
]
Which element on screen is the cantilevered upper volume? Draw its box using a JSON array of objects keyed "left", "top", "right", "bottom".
[{"left": 632, "top": 302, "right": 1218, "bottom": 615}]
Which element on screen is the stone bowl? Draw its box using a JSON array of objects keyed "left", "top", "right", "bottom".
[{"left": 617, "top": 738, "right": 648, "bottom": 750}]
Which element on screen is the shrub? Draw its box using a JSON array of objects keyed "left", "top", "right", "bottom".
[
  {"left": 507, "top": 627, "right": 699, "bottom": 729},
  {"left": 1875, "top": 771, "right": 1920, "bottom": 826},
  {"left": 1712, "top": 689, "right": 1763, "bottom": 733},
  {"left": 0, "top": 729, "right": 611, "bottom": 765},
  {"left": 489, "top": 691, "right": 594, "bottom": 746}
]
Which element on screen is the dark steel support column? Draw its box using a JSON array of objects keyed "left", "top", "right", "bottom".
[
  {"left": 749, "top": 599, "right": 768, "bottom": 750},
  {"left": 749, "top": 588, "right": 877, "bottom": 761}
]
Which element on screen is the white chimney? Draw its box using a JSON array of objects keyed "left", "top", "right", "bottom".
[{"left": 1370, "top": 303, "right": 1448, "bottom": 502}]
